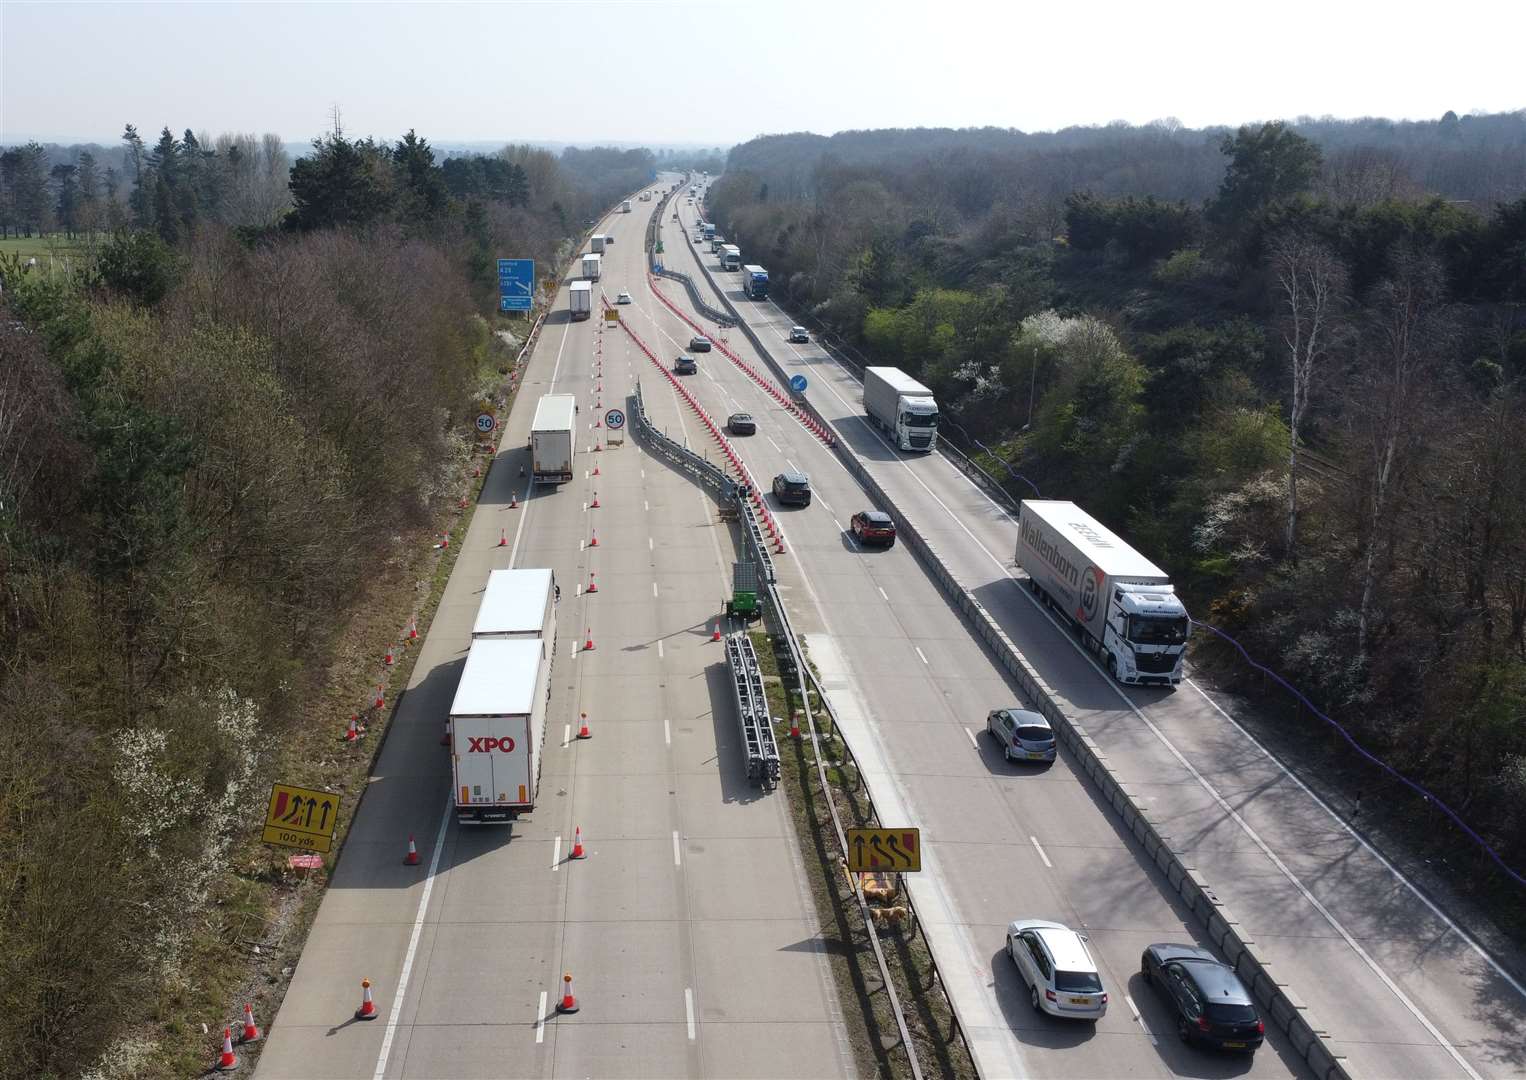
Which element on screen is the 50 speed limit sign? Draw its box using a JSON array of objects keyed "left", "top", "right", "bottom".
[{"left": 475, "top": 412, "right": 497, "bottom": 434}]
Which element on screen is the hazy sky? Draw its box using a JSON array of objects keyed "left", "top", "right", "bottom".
[{"left": 3, "top": 0, "right": 1523, "bottom": 147}]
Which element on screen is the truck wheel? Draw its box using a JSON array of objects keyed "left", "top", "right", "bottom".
[{"left": 1106, "top": 654, "right": 1118, "bottom": 680}]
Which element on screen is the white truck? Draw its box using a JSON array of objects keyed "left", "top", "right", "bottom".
[
  {"left": 863, "top": 367, "right": 939, "bottom": 452},
  {"left": 719, "top": 244, "right": 741, "bottom": 271},
  {"left": 580, "top": 252, "right": 601, "bottom": 281},
  {"left": 1016, "top": 500, "right": 1190, "bottom": 686},
  {"left": 590, "top": 234, "right": 607, "bottom": 254},
  {"left": 530, "top": 393, "right": 576, "bottom": 483},
  {"left": 568, "top": 280, "right": 592, "bottom": 321},
  {"left": 473, "top": 568, "right": 556, "bottom": 647},
  {"left": 621, "top": 200, "right": 632, "bottom": 213},
  {"left": 449, "top": 637, "right": 551, "bottom": 823}
]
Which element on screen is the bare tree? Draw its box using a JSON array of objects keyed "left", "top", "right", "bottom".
[{"left": 1271, "top": 233, "right": 1346, "bottom": 560}]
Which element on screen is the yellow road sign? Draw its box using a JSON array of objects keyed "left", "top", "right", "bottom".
[
  {"left": 604, "top": 308, "right": 620, "bottom": 324},
  {"left": 846, "top": 827, "right": 921, "bottom": 873},
  {"left": 262, "top": 783, "right": 341, "bottom": 853}
]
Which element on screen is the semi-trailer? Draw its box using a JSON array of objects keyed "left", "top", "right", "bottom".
[
  {"left": 568, "top": 280, "right": 592, "bottom": 321},
  {"left": 862, "top": 366, "right": 939, "bottom": 452},
  {"left": 530, "top": 394, "right": 576, "bottom": 483},
  {"left": 581, "top": 253, "right": 601, "bottom": 281}
]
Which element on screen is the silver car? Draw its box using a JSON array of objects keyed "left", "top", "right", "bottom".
[
  {"left": 987, "top": 708, "right": 1056, "bottom": 762},
  {"left": 1007, "top": 919, "right": 1108, "bottom": 1020}
]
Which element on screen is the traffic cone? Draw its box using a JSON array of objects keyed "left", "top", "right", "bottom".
[
  {"left": 509, "top": 491, "right": 519, "bottom": 509},
  {"left": 594, "top": 417, "right": 601, "bottom": 428},
  {"left": 345, "top": 716, "right": 360, "bottom": 742},
  {"left": 587, "top": 572, "right": 598, "bottom": 594},
  {"left": 570, "top": 827, "right": 586, "bottom": 859},
  {"left": 458, "top": 495, "right": 469, "bottom": 509},
  {"left": 473, "top": 463, "right": 481, "bottom": 478},
  {"left": 583, "top": 629, "right": 595, "bottom": 651},
  {"left": 214, "top": 1026, "right": 239, "bottom": 1070},
  {"left": 498, "top": 529, "right": 508, "bottom": 547},
  {"left": 374, "top": 685, "right": 385, "bottom": 710},
  {"left": 594, "top": 442, "right": 602, "bottom": 452},
  {"left": 593, "top": 464, "right": 600, "bottom": 476},
  {"left": 790, "top": 714, "right": 802, "bottom": 739},
  {"left": 385, "top": 646, "right": 395, "bottom": 666},
  {"left": 591, "top": 492, "right": 600, "bottom": 508},
  {"left": 239, "top": 1003, "right": 261, "bottom": 1044},
  {"left": 439, "top": 533, "right": 450, "bottom": 549},
  {"left": 578, "top": 712, "right": 591, "bottom": 739},
  {"left": 355, "top": 978, "right": 378, "bottom": 1020},
  {"left": 712, "top": 623, "right": 722, "bottom": 642},
  {"left": 404, "top": 835, "right": 420, "bottom": 866},
  {"left": 558, "top": 972, "right": 580, "bottom": 1013},
  {"left": 589, "top": 530, "right": 598, "bottom": 547},
  {"left": 408, "top": 618, "right": 418, "bottom": 641}
]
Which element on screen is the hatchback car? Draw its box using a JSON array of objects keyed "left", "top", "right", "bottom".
[
  {"left": 850, "top": 510, "right": 896, "bottom": 547},
  {"left": 987, "top": 708, "right": 1056, "bottom": 762},
  {"left": 788, "top": 326, "right": 810, "bottom": 344},
  {"left": 616, "top": 291, "right": 632, "bottom": 305},
  {"left": 1007, "top": 920, "right": 1108, "bottom": 1021},
  {"left": 772, "top": 471, "right": 812, "bottom": 507},
  {"left": 689, "top": 335, "right": 713, "bottom": 352},
  {"left": 1141, "top": 944, "right": 1264, "bottom": 1053},
  {"left": 674, "top": 355, "right": 697, "bottom": 375},
  {"left": 728, "top": 413, "right": 757, "bottom": 436}
]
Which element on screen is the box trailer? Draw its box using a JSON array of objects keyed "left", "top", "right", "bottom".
[
  {"left": 719, "top": 244, "right": 741, "bottom": 271},
  {"left": 590, "top": 234, "right": 607, "bottom": 254},
  {"left": 530, "top": 393, "right": 576, "bottom": 483},
  {"left": 1016, "top": 500, "right": 1190, "bottom": 686},
  {"left": 473, "top": 568, "right": 556, "bottom": 657},
  {"left": 581, "top": 253, "right": 601, "bottom": 281},
  {"left": 449, "top": 638, "right": 551, "bottom": 823},
  {"left": 621, "top": 200, "right": 632, "bottom": 213},
  {"left": 863, "top": 367, "right": 939, "bottom": 452},
  {"left": 568, "top": 280, "right": 592, "bottom": 321}
]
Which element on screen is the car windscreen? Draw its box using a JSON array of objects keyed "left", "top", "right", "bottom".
[
  {"left": 780, "top": 479, "right": 809, "bottom": 492},
  {"left": 1054, "top": 970, "right": 1103, "bottom": 994},
  {"left": 1016, "top": 725, "right": 1053, "bottom": 742},
  {"left": 1206, "top": 1002, "right": 1258, "bottom": 1023}
]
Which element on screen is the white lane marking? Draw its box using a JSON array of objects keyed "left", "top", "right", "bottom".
[
  {"left": 877, "top": 586, "right": 889, "bottom": 601},
  {"left": 644, "top": 499, "right": 650, "bottom": 511},
  {"left": 536, "top": 991, "right": 547, "bottom": 1043},
  {"left": 649, "top": 536, "right": 654, "bottom": 551},
  {"left": 582, "top": 502, "right": 588, "bottom": 513},
  {"left": 575, "top": 583, "right": 582, "bottom": 598},
  {"left": 652, "top": 581, "right": 659, "bottom": 598},
  {"left": 914, "top": 646, "right": 929, "bottom": 666},
  {"left": 685, "top": 988, "right": 696, "bottom": 1040},
  {"left": 673, "top": 831, "right": 682, "bottom": 866},
  {"left": 767, "top": 436, "right": 783, "bottom": 452},
  {"left": 641, "top": 468, "right": 646, "bottom": 479},
  {"left": 1123, "top": 993, "right": 1157, "bottom": 1045},
  {"left": 657, "top": 639, "right": 664, "bottom": 659},
  {"left": 372, "top": 796, "right": 452, "bottom": 1079},
  {"left": 833, "top": 518, "right": 845, "bottom": 533},
  {"left": 664, "top": 715, "right": 672, "bottom": 744},
  {"left": 563, "top": 723, "right": 571, "bottom": 747},
  {"left": 1029, "top": 836, "right": 1052, "bottom": 868},
  {"left": 551, "top": 835, "right": 561, "bottom": 870},
  {"left": 964, "top": 727, "right": 978, "bottom": 750}
]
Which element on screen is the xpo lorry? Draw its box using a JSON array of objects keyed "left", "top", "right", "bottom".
[
  {"left": 530, "top": 393, "right": 576, "bottom": 483},
  {"left": 568, "top": 280, "right": 592, "bottom": 321},
  {"left": 449, "top": 637, "right": 551, "bottom": 823},
  {"left": 863, "top": 367, "right": 940, "bottom": 452},
  {"left": 1016, "top": 500, "right": 1190, "bottom": 686}
]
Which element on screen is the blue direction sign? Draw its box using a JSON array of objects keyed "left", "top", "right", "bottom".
[
  {"left": 604, "top": 408, "right": 626, "bottom": 431},
  {"left": 497, "top": 259, "right": 535, "bottom": 312},
  {"left": 789, "top": 374, "right": 808, "bottom": 393}
]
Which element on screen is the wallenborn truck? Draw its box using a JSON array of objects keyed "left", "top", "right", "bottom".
[
  {"left": 863, "top": 366, "right": 940, "bottom": 452},
  {"left": 449, "top": 637, "right": 551, "bottom": 823},
  {"left": 581, "top": 253, "right": 601, "bottom": 281},
  {"left": 1016, "top": 500, "right": 1190, "bottom": 686},
  {"left": 530, "top": 393, "right": 576, "bottom": 483},
  {"left": 568, "top": 280, "right": 592, "bottom": 321}
]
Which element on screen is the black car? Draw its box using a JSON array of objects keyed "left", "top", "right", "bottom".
[
  {"left": 1140, "top": 944, "right": 1264, "bottom": 1053},
  {"left": 689, "top": 335, "right": 713, "bottom": 352},
  {"left": 728, "top": 413, "right": 757, "bottom": 436},
  {"left": 772, "top": 471, "right": 812, "bottom": 507},
  {"left": 674, "top": 355, "right": 697, "bottom": 375}
]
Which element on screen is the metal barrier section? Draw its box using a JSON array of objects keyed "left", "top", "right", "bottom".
[{"left": 725, "top": 632, "right": 780, "bottom": 788}]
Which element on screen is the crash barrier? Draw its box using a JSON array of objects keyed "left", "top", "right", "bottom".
[
  {"left": 650, "top": 263, "right": 738, "bottom": 328},
  {"left": 725, "top": 633, "right": 781, "bottom": 788}
]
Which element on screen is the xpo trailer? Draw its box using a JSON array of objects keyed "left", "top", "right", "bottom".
[
  {"left": 740, "top": 264, "right": 769, "bottom": 299},
  {"left": 568, "top": 280, "right": 592, "bottom": 321},
  {"left": 530, "top": 394, "right": 577, "bottom": 483},
  {"left": 580, "top": 252, "right": 601, "bottom": 281},
  {"left": 449, "top": 637, "right": 551, "bottom": 823},
  {"left": 1016, "top": 500, "right": 1190, "bottom": 686},
  {"left": 474, "top": 568, "right": 556, "bottom": 654},
  {"left": 862, "top": 367, "right": 940, "bottom": 452}
]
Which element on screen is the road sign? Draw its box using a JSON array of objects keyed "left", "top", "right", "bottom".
[
  {"left": 605, "top": 408, "right": 626, "bottom": 430},
  {"left": 604, "top": 308, "right": 620, "bottom": 324},
  {"left": 497, "top": 258, "right": 535, "bottom": 313},
  {"left": 845, "top": 826, "right": 920, "bottom": 873},
  {"left": 475, "top": 412, "right": 496, "bottom": 434},
  {"left": 790, "top": 374, "right": 808, "bottom": 393},
  {"left": 263, "top": 783, "right": 341, "bottom": 853}
]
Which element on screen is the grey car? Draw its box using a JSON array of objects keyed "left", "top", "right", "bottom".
[
  {"left": 987, "top": 708, "right": 1056, "bottom": 762},
  {"left": 674, "top": 355, "right": 697, "bottom": 375}
]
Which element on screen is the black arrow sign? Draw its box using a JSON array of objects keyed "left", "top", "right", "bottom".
[
  {"left": 852, "top": 833, "right": 867, "bottom": 867},
  {"left": 885, "top": 833, "right": 908, "bottom": 868},
  {"left": 869, "top": 835, "right": 888, "bottom": 868},
  {"left": 318, "top": 800, "right": 332, "bottom": 831}
]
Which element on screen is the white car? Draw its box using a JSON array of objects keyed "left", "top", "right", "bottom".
[
  {"left": 1007, "top": 920, "right": 1108, "bottom": 1021},
  {"left": 616, "top": 291, "right": 632, "bottom": 305}
]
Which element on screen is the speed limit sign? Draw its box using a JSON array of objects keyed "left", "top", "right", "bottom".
[{"left": 475, "top": 412, "right": 496, "bottom": 433}]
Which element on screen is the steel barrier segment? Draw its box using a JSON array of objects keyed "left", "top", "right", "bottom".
[{"left": 726, "top": 632, "right": 781, "bottom": 788}]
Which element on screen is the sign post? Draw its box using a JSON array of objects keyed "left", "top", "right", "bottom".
[
  {"left": 497, "top": 259, "right": 535, "bottom": 313},
  {"left": 263, "top": 783, "right": 341, "bottom": 854},
  {"left": 604, "top": 407, "right": 626, "bottom": 447},
  {"left": 844, "top": 826, "right": 920, "bottom": 873}
]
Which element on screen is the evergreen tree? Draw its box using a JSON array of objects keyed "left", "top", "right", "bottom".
[
  {"left": 147, "top": 128, "right": 182, "bottom": 244},
  {"left": 122, "top": 124, "right": 150, "bottom": 226},
  {"left": 76, "top": 151, "right": 101, "bottom": 236},
  {"left": 13, "top": 143, "right": 52, "bottom": 236},
  {"left": 393, "top": 129, "right": 448, "bottom": 226},
  {"left": 51, "top": 164, "right": 80, "bottom": 238},
  {"left": 285, "top": 133, "right": 396, "bottom": 232}
]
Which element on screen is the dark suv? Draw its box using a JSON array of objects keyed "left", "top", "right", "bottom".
[
  {"left": 674, "top": 355, "right": 697, "bottom": 375},
  {"left": 689, "top": 335, "right": 713, "bottom": 352},
  {"left": 772, "top": 471, "right": 812, "bottom": 507}
]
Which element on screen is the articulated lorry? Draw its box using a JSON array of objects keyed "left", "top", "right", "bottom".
[
  {"left": 740, "top": 264, "right": 769, "bottom": 299},
  {"left": 719, "top": 244, "right": 741, "bottom": 271},
  {"left": 530, "top": 393, "right": 576, "bottom": 483},
  {"left": 863, "top": 367, "right": 939, "bottom": 452},
  {"left": 580, "top": 252, "right": 601, "bottom": 281},
  {"left": 568, "top": 280, "right": 592, "bottom": 321},
  {"left": 449, "top": 637, "right": 552, "bottom": 823},
  {"left": 1016, "top": 500, "right": 1190, "bottom": 686}
]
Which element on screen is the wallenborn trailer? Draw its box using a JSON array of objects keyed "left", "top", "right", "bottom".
[{"left": 449, "top": 637, "right": 551, "bottom": 823}]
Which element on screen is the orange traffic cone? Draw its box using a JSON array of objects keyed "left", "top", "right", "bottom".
[
  {"left": 498, "top": 529, "right": 508, "bottom": 547},
  {"left": 345, "top": 716, "right": 360, "bottom": 742},
  {"left": 239, "top": 1003, "right": 261, "bottom": 1044},
  {"left": 355, "top": 978, "right": 378, "bottom": 1020},
  {"left": 591, "top": 492, "right": 600, "bottom": 508},
  {"left": 440, "top": 533, "right": 450, "bottom": 549},
  {"left": 712, "top": 624, "right": 722, "bottom": 642},
  {"left": 458, "top": 495, "right": 469, "bottom": 509},
  {"left": 557, "top": 972, "right": 580, "bottom": 1013},
  {"left": 583, "top": 630, "right": 595, "bottom": 652},
  {"left": 214, "top": 1026, "right": 239, "bottom": 1070},
  {"left": 587, "top": 572, "right": 598, "bottom": 594},
  {"left": 589, "top": 530, "right": 598, "bottom": 547},
  {"left": 570, "top": 827, "right": 587, "bottom": 859},
  {"left": 385, "top": 646, "right": 395, "bottom": 666},
  {"left": 404, "top": 835, "right": 420, "bottom": 866},
  {"left": 408, "top": 618, "right": 418, "bottom": 641},
  {"left": 594, "top": 442, "right": 602, "bottom": 452},
  {"left": 593, "top": 464, "right": 600, "bottom": 476},
  {"left": 594, "top": 417, "right": 601, "bottom": 428},
  {"left": 790, "top": 715, "right": 801, "bottom": 739},
  {"left": 578, "top": 712, "right": 591, "bottom": 739},
  {"left": 374, "top": 685, "right": 385, "bottom": 710},
  {"left": 509, "top": 491, "right": 519, "bottom": 509}
]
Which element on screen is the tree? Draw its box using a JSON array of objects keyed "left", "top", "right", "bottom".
[
  {"left": 147, "top": 127, "right": 182, "bottom": 244},
  {"left": 0, "top": 148, "right": 21, "bottom": 238},
  {"left": 122, "top": 124, "right": 150, "bottom": 226},
  {"left": 75, "top": 151, "right": 102, "bottom": 240},
  {"left": 51, "top": 164, "right": 80, "bottom": 238},
  {"left": 11, "top": 143, "right": 52, "bottom": 236},
  {"left": 96, "top": 229, "right": 179, "bottom": 306},
  {"left": 1271, "top": 233, "right": 1346, "bottom": 560},
  {"left": 392, "top": 129, "right": 448, "bottom": 227},
  {"left": 285, "top": 133, "right": 395, "bottom": 232},
  {"left": 1211, "top": 122, "right": 1322, "bottom": 230}
]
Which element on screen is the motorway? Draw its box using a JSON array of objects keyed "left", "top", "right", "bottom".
[
  {"left": 255, "top": 180, "right": 857, "bottom": 1079},
  {"left": 665, "top": 189, "right": 1526, "bottom": 1079}
]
